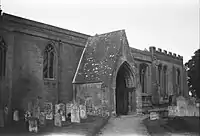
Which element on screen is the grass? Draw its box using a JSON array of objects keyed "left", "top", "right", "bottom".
[
  {"left": 165, "top": 117, "right": 200, "bottom": 133},
  {"left": 143, "top": 116, "right": 200, "bottom": 136},
  {"left": 0, "top": 115, "right": 110, "bottom": 136}
]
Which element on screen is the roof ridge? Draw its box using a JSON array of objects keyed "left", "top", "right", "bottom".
[{"left": 95, "top": 29, "right": 125, "bottom": 37}]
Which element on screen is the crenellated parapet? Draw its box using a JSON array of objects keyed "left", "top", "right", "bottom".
[{"left": 149, "top": 46, "right": 183, "bottom": 61}]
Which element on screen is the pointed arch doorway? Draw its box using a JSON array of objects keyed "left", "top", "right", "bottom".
[{"left": 115, "top": 61, "right": 136, "bottom": 116}]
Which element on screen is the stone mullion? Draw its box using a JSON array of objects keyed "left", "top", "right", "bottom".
[
  {"left": 47, "top": 52, "right": 50, "bottom": 78},
  {"left": 57, "top": 41, "right": 62, "bottom": 103}
]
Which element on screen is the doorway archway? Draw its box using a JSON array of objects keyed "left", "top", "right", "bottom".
[{"left": 115, "top": 61, "right": 135, "bottom": 115}]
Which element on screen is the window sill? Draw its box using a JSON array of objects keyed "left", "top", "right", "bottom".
[{"left": 43, "top": 78, "right": 56, "bottom": 81}]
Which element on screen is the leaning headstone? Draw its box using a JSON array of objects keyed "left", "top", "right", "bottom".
[{"left": 71, "top": 103, "right": 80, "bottom": 123}]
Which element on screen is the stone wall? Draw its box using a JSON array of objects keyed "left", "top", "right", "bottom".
[
  {"left": 0, "top": 13, "right": 89, "bottom": 111},
  {"left": 0, "top": 26, "right": 14, "bottom": 110},
  {"left": 168, "top": 96, "right": 199, "bottom": 117},
  {"left": 75, "top": 83, "right": 110, "bottom": 117},
  {"left": 135, "top": 84, "right": 143, "bottom": 113},
  {"left": 131, "top": 46, "right": 186, "bottom": 106}
]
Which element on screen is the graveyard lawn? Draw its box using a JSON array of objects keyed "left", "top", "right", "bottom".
[
  {"left": 143, "top": 116, "right": 200, "bottom": 136},
  {"left": 0, "top": 115, "right": 110, "bottom": 136}
]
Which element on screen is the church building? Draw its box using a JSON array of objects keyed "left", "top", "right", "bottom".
[{"left": 0, "top": 11, "right": 188, "bottom": 119}]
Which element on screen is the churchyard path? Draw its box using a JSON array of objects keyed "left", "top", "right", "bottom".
[{"left": 97, "top": 114, "right": 150, "bottom": 136}]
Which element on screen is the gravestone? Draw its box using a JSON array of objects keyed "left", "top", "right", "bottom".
[
  {"left": 194, "top": 108, "right": 199, "bottom": 117},
  {"left": 28, "top": 117, "right": 38, "bottom": 133},
  {"left": 168, "top": 106, "right": 177, "bottom": 117},
  {"left": 39, "top": 112, "right": 45, "bottom": 125},
  {"left": 25, "top": 111, "right": 31, "bottom": 122},
  {"left": 171, "top": 95, "right": 177, "bottom": 106},
  {"left": 176, "top": 96, "right": 187, "bottom": 116},
  {"left": 44, "top": 102, "right": 53, "bottom": 120},
  {"left": 33, "top": 106, "right": 40, "bottom": 119},
  {"left": 188, "top": 97, "right": 196, "bottom": 106},
  {"left": 150, "top": 112, "right": 159, "bottom": 120},
  {"left": 71, "top": 103, "right": 80, "bottom": 123},
  {"left": 169, "top": 95, "right": 173, "bottom": 106},
  {"left": 59, "top": 103, "right": 66, "bottom": 121},
  {"left": 13, "top": 110, "right": 19, "bottom": 121},
  {"left": 80, "top": 105, "right": 87, "bottom": 119},
  {"left": 186, "top": 105, "right": 195, "bottom": 116},
  {"left": 55, "top": 104, "right": 60, "bottom": 114},
  {"left": 54, "top": 112, "right": 62, "bottom": 127},
  {"left": 66, "top": 103, "right": 73, "bottom": 119}
]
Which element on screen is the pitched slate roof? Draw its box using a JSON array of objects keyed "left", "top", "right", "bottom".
[{"left": 72, "top": 30, "right": 129, "bottom": 84}]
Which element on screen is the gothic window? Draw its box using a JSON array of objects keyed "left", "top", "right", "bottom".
[
  {"left": 163, "top": 66, "right": 167, "bottom": 95},
  {"left": 139, "top": 63, "right": 147, "bottom": 93},
  {"left": 158, "top": 64, "right": 162, "bottom": 85},
  {"left": 43, "top": 44, "right": 56, "bottom": 79},
  {"left": 0, "top": 37, "right": 7, "bottom": 80},
  {"left": 177, "top": 69, "right": 180, "bottom": 85}
]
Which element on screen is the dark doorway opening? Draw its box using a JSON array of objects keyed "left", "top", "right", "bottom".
[{"left": 116, "top": 62, "right": 135, "bottom": 116}]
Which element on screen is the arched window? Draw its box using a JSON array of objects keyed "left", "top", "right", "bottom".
[
  {"left": 43, "top": 44, "right": 56, "bottom": 79},
  {"left": 158, "top": 64, "right": 162, "bottom": 85},
  {"left": 163, "top": 65, "right": 167, "bottom": 96},
  {"left": 139, "top": 63, "right": 148, "bottom": 93},
  {"left": 0, "top": 36, "right": 7, "bottom": 80},
  {"left": 177, "top": 69, "right": 180, "bottom": 85}
]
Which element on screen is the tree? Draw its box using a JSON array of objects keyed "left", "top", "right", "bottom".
[{"left": 185, "top": 49, "right": 200, "bottom": 98}]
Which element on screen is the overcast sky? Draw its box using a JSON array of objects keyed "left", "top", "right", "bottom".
[{"left": 1, "top": 0, "right": 199, "bottom": 63}]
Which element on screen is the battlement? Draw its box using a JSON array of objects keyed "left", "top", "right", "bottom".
[{"left": 148, "top": 46, "right": 183, "bottom": 60}]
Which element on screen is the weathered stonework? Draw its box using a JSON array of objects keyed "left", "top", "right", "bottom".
[
  {"left": 0, "top": 12, "right": 188, "bottom": 122},
  {"left": 0, "top": 13, "right": 89, "bottom": 113}
]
